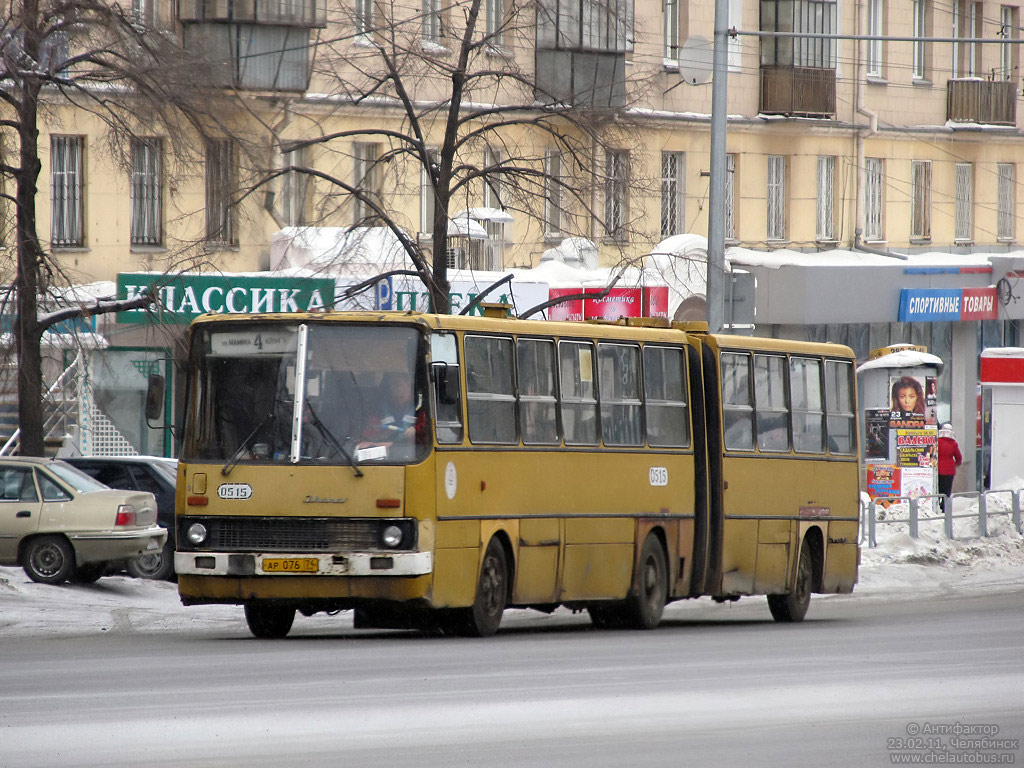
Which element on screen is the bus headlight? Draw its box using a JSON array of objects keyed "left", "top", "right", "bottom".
[
  {"left": 187, "top": 523, "right": 208, "bottom": 545},
  {"left": 381, "top": 525, "right": 404, "bottom": 548}
]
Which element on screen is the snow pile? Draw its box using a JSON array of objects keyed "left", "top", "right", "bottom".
[{"left": 858, "top": 478, "right": 1024, "bottom": 594}]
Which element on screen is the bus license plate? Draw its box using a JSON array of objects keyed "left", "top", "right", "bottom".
[{"left": 262, "top": 557, "right": 319, "bottom": 574}]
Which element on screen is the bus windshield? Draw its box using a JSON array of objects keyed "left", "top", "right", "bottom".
[{"left": 185, "top": 323, "right": 428, "bottom": 467}]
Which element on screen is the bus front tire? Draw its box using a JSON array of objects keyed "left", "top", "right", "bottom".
[
  {"left": 244, "top": 602, "right": 296, "bottom": 639},
  {"left": 448, "top": 538, "right": 509, "bottom": 637},
  {"left": 768, "top": 542, "right": 812, "bottom": 623}
]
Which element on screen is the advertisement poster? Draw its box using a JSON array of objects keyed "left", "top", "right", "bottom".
[
  {"left": 900, "top": 467, "right": 934, "bottom": 499},
  {"left": 864, "top": 409, "right": 890, "bottom": 460},
  {"left": 895, "top": 428, "right": 937, "bottom": 468},
  {"left": 866, "top": 464, "right": 900, "bottom": 501},
  {"left": 889, "top": 375, "right": 927, "bottom": 426}
]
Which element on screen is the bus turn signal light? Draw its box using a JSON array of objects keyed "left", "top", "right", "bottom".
[
  {"left": 187, "top": 495, "right": 209, "bottom": 506},
  {"left": 376, "top": 498, "right": 401, "bottom": 508}
]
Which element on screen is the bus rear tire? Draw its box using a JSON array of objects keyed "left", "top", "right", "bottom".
[
  {"left": 448, "top": 538, "right": 509, "bottom": 637},
  {"left": 768, "top": 542, "right": 812, "bottom": 623},
  {"left": 623, "top": 534, "right": 668, "bottom": 630},
  {"left": 244, "top": 602, "right": 296, "bottom": 639}
]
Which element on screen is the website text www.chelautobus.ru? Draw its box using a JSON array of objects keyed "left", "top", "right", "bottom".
[{"left": 887, "top": 724, "right": 1018, "bottom": 764}]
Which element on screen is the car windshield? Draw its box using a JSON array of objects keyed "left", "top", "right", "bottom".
[
  {"left": 48, "top": 461, "right": 111, "bottom": 493},
  {"left": 185, "top": 322, "right": 429, "bottom": 467}
]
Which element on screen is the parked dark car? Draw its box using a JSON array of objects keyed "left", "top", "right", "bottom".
[{"left": 63, "top": 456, "right": 177, "bottom": 580}]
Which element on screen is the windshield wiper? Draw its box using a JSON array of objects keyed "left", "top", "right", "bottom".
[
  {"left": 305, "top": 399, "right": 363, "bottom": 478},
  {"left": 221, "top": 412, "right": 274, "bottom": 476}
]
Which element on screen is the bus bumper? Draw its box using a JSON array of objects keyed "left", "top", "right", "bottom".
[{"left": 174, "top": 551, "right": 433, "bottom": 577}]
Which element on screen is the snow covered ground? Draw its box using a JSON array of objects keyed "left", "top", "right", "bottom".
[{"left": 1, "top": 491, "right": 1023, "bottom": 638}]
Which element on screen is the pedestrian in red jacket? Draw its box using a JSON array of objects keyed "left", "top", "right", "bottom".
[{"left": 937, "top": 423, "right": 962, "bottom": 512}]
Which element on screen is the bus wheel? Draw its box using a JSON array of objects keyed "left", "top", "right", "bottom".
[
  {"left": 624, "top": 535, "right": 668, "bottom": 630},
  {"left": 451, "top": 538, "right": 509, "bottom": 638},
  {"left": 244, "top": 602, "right": 296, "bottom": 639},
  {"left": 768, "top": 542, "right": 812, "bottom": 623}
]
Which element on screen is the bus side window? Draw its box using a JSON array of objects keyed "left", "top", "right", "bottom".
[
  {"left": 643, "top": 346, "right": 689, "bottom": 447},
  {"left": 754, "top": 354, "right": 790, "bottom": 452},
  {"left": 598, "top": 343, "right": 643, "bottom": 446},
  {"left": 790, "top": 356, "right": 824, "bottom": 453},
  {"left": 430, "top": 333, "right": 464, "bottom": 444},
  {"left": 517, "top": 338, "right": 559, "bottom": 445},
  {"left": 825, "top": 359, "right": 856, "bottom": 454},
  {"left": 559, "top": 341, "right": 598, "bottom": 446},
  {"left": 721, "top": 352, "right": 754, "bottom": 451},
  {"left": 465, "top": 335, "right": 517, "bottom": 444}
]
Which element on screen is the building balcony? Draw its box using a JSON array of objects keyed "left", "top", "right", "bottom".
[
  {"left": 535, "top": 49, "right": 626, "bottom": 109},
  {"left": 946, "top": 79, "right": 1016, "bottom": 126},
  {"left": 178, "top": 0, "right": 325, "bottom": 28},
  {"left": 759, "top": 65, "right": 836, "bottom": 118}
]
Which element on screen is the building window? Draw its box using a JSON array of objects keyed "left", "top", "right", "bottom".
[
  {"left": 725, "top": 153, "right": 736, "bottom": 242},
  {"left": 760, "top": 0, "right": 836, "bottom": 69},
  {"left": 280, "top": 144, "right": 309, "bottom": 227},
  {"left": 353, "top": 142, "right": 381, "bottom": 224},
  {"left": 131, "top": 0, "right": 157, "bottom": 26},
  {"left": 485, "top": 0, "right": 505, "bottom": 46},
  {"left": 355, "top": 0, "right": 373, "bottom": 38},
  {"left": 483, "top": 147, "right": 503, "bottom": 209},
  {"left": 865, "top": 157, "right": 884, "bottom": 241},
  {"left": 1001, "top": 6, "right": 1019, "bottom": 81},
  {"left": 954, "top": 0, "right": 983, "bottom": 77},
  {"left": 954, "top": 162, "right": 973, "bottom": 243},
  {"left": 912, "top": 0, "right": 928, "bottom": 79},
  {"left": 661, "top": 151, "right": 684, "bottom": 238},
  {"left": 130, "top": 138, "right": 162, "bottom": 246},
  {"left": 544, "top": 149, "right": 563, "bottom": 238},
  {"left": 910, "top": 160, "right": 931, "bottom": 241},
  {"left": 52, "top": 135, "right": 84, "bottom": 248},
  {"left": 766, "top": 154, "right": 786, "bottom": 241},
  {"left": 664, "top": 0, "right": 683, "bottom": 60},
  {"left": 205, "top": 138, "right": 236, "bottom": 245},
  {"left": 866, "top": 0, "right": 883, "bottom": 77},
  {"left": 420, "top": 147, "right": 438, "bottom": 235},
  {"left": 998, "top": 162, "right": 1015, "bottom": 241},
  {"left": 423, "top": 0, "right": 443, "bottom": 42},
  {"left": 816, "top": 155, "right": 835, "bottom": 242},
  {"left": 604, "top": 149, "right": 628, "bottom": 240}
]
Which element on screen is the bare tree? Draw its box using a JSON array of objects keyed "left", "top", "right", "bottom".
[
  {"left": 0, "top": 0, "right": 253, "bottom": 455},
  {"left": 259, "top": 0, "right": 656, "bottom": 313}
]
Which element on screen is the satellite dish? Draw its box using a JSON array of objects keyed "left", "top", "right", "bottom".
[{"left": 677, "top": 36, "right": 714, "bottom": 85}]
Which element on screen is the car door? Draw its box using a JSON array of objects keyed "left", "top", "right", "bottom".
[{"left": 0, "top": 466, "right": 43, "bottom": 562}]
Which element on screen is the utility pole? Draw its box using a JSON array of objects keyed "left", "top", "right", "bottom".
[{"left": 706, "top": 0, "right": 729, "bottom": 333}]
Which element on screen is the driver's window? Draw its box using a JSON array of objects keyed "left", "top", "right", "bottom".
[{"left": 431, "top": 333, "right": 463, "bottom": 444}]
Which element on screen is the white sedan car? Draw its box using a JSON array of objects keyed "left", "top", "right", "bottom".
[{"left": 0, "top": 457, "right": 166, "bottom": 584}]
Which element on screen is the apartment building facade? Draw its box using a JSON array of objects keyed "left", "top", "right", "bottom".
[{"left": 4, "top": 0, "right": 1024, "bottom": 472}]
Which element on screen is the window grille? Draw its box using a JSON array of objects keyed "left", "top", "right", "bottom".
[
  {"left": 865, "top": 157, "right": 883, "bottom": 240},
  {"left": 766, "top": 155, "right": 786, "bottom": 241},
  {"left": 998, "top": 163, "right": 1015, "bottom": 241},
  {"left": 205, "top": 139, "right": 235, "bottom": 245},
  {"left": 910, "top": 160, "right": 931, "bottom": 240},
  {"left": 661, "top": 151, "right": 684, "bottom": 238},
  {"left": 816, "top": 156, "right": 835, "bottom": 242},
  {"left": 52, "top": 136, "right": 84, "bottom": 247},
  {"left": 954, "top": 162, "right": 973, "bottom": 242},
  {"left": 604, "top": 149, "right": 628, "bottom": 240},
  {"left": 725, "top": 153, "right": 736, "bottom": 242},
  {"left": 130, "top": 138, "right": 162, "bottom": 246}
]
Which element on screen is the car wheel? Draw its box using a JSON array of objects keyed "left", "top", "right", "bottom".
[
  {"left": 23, "top": 535, "right": 76, "bottom": 585},
  {"left": 126, "top": 539, "right": 175, "bottom": 581}
]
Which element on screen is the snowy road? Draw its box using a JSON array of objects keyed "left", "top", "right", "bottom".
[{"left": 2, "top": 569, "right": 1023, "bottom": 768}]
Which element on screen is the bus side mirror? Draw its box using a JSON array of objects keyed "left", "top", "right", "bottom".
[
  {"left": 431, "top": 363, "right": 460, "bottom": 405},
  {"left": 145, "top": 374, "right": 166, "bottom": 422}
]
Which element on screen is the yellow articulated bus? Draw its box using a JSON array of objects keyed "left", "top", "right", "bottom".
[{"left": 171, "top": 308, "right": 860, "bottom": 638}]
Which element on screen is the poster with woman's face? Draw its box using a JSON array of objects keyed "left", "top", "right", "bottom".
[{"left": 889, "top": 375, "right": 937, "bottom": 426}]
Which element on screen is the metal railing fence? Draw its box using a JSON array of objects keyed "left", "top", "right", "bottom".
[{"left": 861, "top": 489, "right": 1024, "bottom": 547}]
